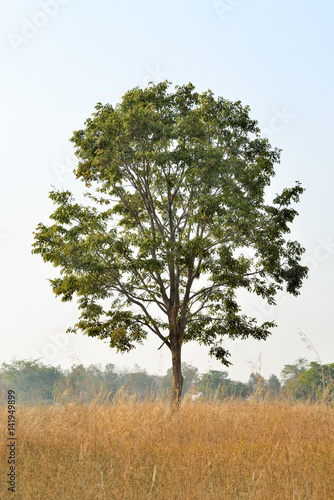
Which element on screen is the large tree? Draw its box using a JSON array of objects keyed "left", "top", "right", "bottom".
[{"left": 32, "top": 82, "right": 308, "bottom": 406}]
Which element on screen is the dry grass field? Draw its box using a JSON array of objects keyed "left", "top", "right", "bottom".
[{"left": 1, "top": 397, "right": 334, "bottom": 499}]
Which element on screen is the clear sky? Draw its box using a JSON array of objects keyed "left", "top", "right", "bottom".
[{"left": 1, "top": 0, "right": 333, "bottom": 382}]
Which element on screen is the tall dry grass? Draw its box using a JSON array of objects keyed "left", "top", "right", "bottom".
[{"left": 1, "top": 396, "right": 334, "bottom": 499}]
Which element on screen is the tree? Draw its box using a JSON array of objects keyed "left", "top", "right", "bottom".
[
  {"left": 162, "top": 362, "right": 199, "bottom": 396},
  {"left": 281, "top": 358, "right": 310, "bottom": 400},
  {"left": 266, "top": 374, "right": 281, "bottom": 398},
  {"left": 281, "top": 359, "right": 334, "bottom": 401},
  {"left": 248, "top": 372, "right": 266, "bottom": 398},
  {"left": 181, "top": 362, "right": 199, "bottom": 394},
  {"left": 199, "top": 370, "right": 229, "bottom": 395},
  {"left": 32, "top": 82, "right": 308, "bottom": 407},
  {"left": 0, "top": 359, "right": 64, "bottom": 404},
  {"left": 103, "top": 363, "right": 121, "bottom": 399},
  {"left": 299, "top": 362, "right": 334, "bottom": 401},
  {"left": 198, "top": 370, "right": 248, "bottom": 399},
  {"left": 120, "top": 365, "right": 160, "bottom": 399}
]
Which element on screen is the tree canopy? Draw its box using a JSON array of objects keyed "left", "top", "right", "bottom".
[
  {"left": 32, "top": 81, "right": 308, "bottom": 405},
  {"left": 0, "top": 360, "right": 64, "bottom": 404},
  {"left": 281, "top": 359, "right": 334, "bottom": 401}
]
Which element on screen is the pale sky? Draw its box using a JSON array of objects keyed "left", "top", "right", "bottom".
[{"left": 1, "top": 0, "right": 333, "bottom": 382}]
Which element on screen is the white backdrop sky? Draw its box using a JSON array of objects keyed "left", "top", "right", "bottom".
[{"left": 1, "top": 0, "right": 333, "bottom": 382}]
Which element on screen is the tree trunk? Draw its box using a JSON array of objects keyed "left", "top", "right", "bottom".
[{"left": 170, "top": 346, "right": 183, "bottom": 408}]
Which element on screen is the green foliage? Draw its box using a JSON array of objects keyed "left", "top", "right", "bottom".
[
  {"left": 247, "top": 372, "right": 265, "bottom": 395},
  {"left": 280, "top": 358, "right": 310, "bottom": 399},
  {"left": 0, "top": 360, "right": 64, "bottom": 404},
  {"left": 119, "top": 366, "right": 161, "bottom": 398},
  {"left": 281, "top": 359, "right": 334, "bottom": 401},
  {"left": 266, "top": 374, "right": 281, "bottom": 397},
  {"left": 32, "top": 82, "right": 307, "bottom": 377},
  {"left": 246, "top": 373, "right": 281, "bottom": 399},
  {"left": 299, "top": 362, "right": 334, "bottom": 400},
  {"left": 162, "top": 362, "right": 199, "bottom": 395},
  {"left": 199, "top": 370, "right": 228, "bottom": 394},
  {"left": 5, "top": 358, "right": 334, "bottom": 405},
  {"left": 54, "top": 363, "right": 161, "bottom": 402},
  {"left": 199, "top": 370, "right": 248, "bottom": 398}
]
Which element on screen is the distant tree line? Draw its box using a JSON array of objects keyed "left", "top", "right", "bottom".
[{"left": 0, "top": 358, "right": 333, "bottom": 405}]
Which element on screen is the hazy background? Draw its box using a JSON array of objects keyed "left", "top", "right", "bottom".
[{"left": 1, "top": 0, "right": 333, "bottom": 381}]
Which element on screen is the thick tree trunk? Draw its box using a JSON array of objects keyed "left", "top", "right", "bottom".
[{"left": 170, "top": 346, "right": 183, "bottom": 408}]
